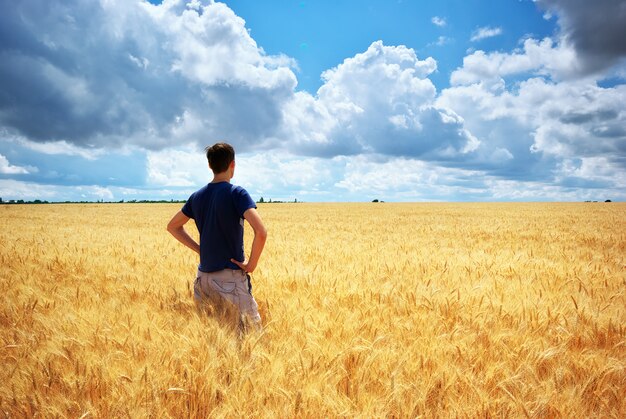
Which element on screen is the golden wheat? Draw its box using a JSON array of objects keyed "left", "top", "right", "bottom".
[{"left": 0, "top": 202, "right": 624, "bottom": 417}]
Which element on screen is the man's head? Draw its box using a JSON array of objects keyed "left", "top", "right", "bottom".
[{"left": 205, "top": 142, "right": 235, "bottom": 174}]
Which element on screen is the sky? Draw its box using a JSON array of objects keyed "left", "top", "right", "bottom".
[{"left": 1, "top": 0, "right": 625, "bottom": 202}]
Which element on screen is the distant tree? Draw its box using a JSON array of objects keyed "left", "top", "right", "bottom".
[
  {"left": 258, "top": 197, "right": 264, "bottom": 203},
  {"left": 0, "top": 197, "right": 3, "bottom": 203},
  {"left": 372, "top": 199, "right": 379, "bottom": 203},
  {"left": 605, "top": 199, "right": 612, "bottom": 202}
]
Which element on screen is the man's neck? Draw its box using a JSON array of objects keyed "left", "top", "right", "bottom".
[{"left": 211, "top": 172, "right": 231, "bottom": 183}]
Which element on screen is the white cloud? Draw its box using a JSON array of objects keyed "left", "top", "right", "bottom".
[
  {"left": 485, "top": 176, "right": 624, "bottom": 201},
  {"left": 145, "top": 1, "right": 296, "bottom": 90},
  {"left": 556, "top": 157, "right": 626, "bottom": 188},
  {"left": 0, "top": 180, "right": 59, "bottom": 200},
  {"left": 429, "top": 36, "right": 452, "bottom": 47},
  {"left": 144, "top": 147, "right": 341, "bottom": 200},
  {"left": 282, "top": 41, "right": 478, "bottom": 159},
  {"left": 14, "top": 137, "right": 104, "bottom": 160},
  {"left": 139, "top": 149, "right": 493, "bottom": 202},
  {"left": 334, "top": 155, "right": 485, "bottom": 198},
  {"left": 0, "top": 154, "right": 34, "bottom": 174},
  {"left": 526, "top": 80, "right": 626, "bottom": 159},
  {"left": 128, "top": 53, "right": 150, "bottom": 69},
  {"left": 0, "top": 178, "right": 199, "bottom": 202},
  {"left": 439, "top": 35, "right": 626, "bottom": 191},
  {"left": 0, "top": 180, "right": 111, "bottom": 201},
  {"left": 431, "top": 16, "right": 446, "bottom": 27},
  {"left": 146, "top": 147, "right": 208, "bottom": 187},
  {"left": 236, "top": 152, "right": 339, "bottom": 199},
  {"left": 88, "top": 186, "right": 115, "bottom": 201},
  {"left": 489, "top": 148, "right": 514, "bottom": 163},
  {"left": 470, "top": 26, "right": 503, "bottom": 42},
  {"left": 450, "top": 38, "right": 580, "bottom": 87}
]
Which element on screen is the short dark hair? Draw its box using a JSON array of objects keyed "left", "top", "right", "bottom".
[{"left": 205, "top": 143, "right": 235, "bottom": 174}]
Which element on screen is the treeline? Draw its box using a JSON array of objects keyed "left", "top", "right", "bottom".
[{"left": 256, "top": 197, "right": 301, "bottom": 204}]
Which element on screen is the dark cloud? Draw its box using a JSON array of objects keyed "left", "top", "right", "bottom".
[
  {"left": 560, "top": 109, "right": 619, "bottom": 125},
  {"left": 0, "top": 0, "right": 295, "bottom": 151},
  {"left": 538, "top": 0, "right": 626, "bottom": 73},
  {"left": 0, "top": 1, "right": 172, "bottom": 145},
  {"left": 591, "top": 125, "right": 626, "bottom": 139}
]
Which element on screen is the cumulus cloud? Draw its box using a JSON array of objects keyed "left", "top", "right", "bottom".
[
  {"left": 439, "top": 35, "right": 626, "bottom": 190},
  {"left": 536, "top": 0, "right": 626, "bottom": 74},
  {"left": 282, "top": 41, "right": 479, "bottom": 159},
  {"left": 470, "top": 26, "right": 503, "bottom": 42},
  {"left": 444, "top": 77, "right": 626, "bottom": 164},
  {"left": 450, "top": 38, "right": 579, "bottom": 86},
  {"left": 0, "top": 0, "right": 296, "bottom": 151}
]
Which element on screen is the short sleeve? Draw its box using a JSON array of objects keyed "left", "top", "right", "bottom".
[
  {"left": 232, "top": 186, "right": 256, "bottom": 218},
  {"left": 181, "top": 193, "right": 195, "bottom": 219}
]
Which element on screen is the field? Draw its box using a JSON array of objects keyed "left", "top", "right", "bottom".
[{"left": 1, "top": 202, "right": 624, "bottom": 417}]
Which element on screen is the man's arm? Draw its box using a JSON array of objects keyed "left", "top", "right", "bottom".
[
  {"left": 167, "top": 210, "right": 200, "bottom": 255},
  {"left": 230, "top": 208, "right": 267, "bottom": 273}
]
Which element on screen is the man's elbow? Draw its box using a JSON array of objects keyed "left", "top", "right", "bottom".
[
  {"left": 257, "top": 226, "right": 268, "bottom": 240},
  {"left": 166, "top": 222, "right": 177, "bottom": 235}
]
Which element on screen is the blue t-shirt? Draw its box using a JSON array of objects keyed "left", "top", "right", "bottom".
[{"left": 181, "top": 182, "right": 256, "bottom": 273}]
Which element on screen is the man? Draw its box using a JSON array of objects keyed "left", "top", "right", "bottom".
[{"left": 167, "top": 143, "right": 267, "bottom": 331}]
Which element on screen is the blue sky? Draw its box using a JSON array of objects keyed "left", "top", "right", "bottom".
[
  {"left": 224, "top": 0, "right": 555, "bottom": 93},
  {"left": 1, "top": 0, "right": 625, "bottom": 202}
]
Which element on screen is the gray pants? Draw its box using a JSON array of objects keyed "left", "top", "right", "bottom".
[{"left": 194, "top": 269, "right": 261, "bottom": 327}]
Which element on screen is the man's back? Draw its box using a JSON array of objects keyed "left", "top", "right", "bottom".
[{"left": 181, "top": 181, "right": 256, "bottom": 273}]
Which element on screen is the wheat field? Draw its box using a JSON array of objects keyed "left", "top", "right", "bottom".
[{"left": 0, "top": 202, "right": 624, "bottom": 417}]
